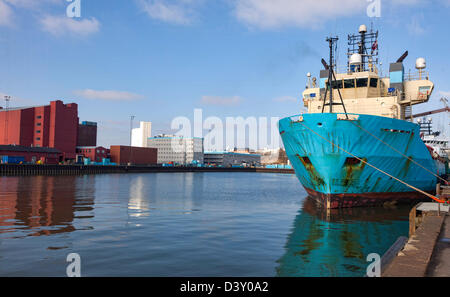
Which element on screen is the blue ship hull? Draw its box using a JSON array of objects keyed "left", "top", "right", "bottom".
[{"left": 279, "top": 113, "right": 440, "bottom": 208}]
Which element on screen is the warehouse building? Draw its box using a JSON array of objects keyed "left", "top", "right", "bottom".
[
  {"left": 0, "top": 100, "right": 97, "bottom": 161},
  {"left": 147, "top": 135, "right": 204, "bottom": 165},
  {"left": 77, "top": 121, "right": 97, "bottom": 147},
  {"left": 0, "top": 145, "right": 61, "bottom": 164},
  {"left": 204, "top": 152, "right": 261, "bottom": 167},
  {"left": 0, "top": 100, "right": 78, "bottom": 159},
  {"left": 76, "top": 146, "right": 109, "bottom": 163},
  {"left": 109, "top": 146, "right": 157, "bottom": 165}
]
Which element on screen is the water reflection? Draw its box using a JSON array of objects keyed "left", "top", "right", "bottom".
[
  {"left": 127, "top": 173, "right": 204, "bottom": 218},
  {"left": 0, "top": 176, "right": 95, "bottom": 238},
  {"left": 276, "top": 197, "right": 411, "bottom": 277},
  {"left": 128, "top": 176, "right": 149, "bottom": 217}
]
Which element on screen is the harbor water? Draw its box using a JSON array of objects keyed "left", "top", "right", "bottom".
[{"left": 0, "top": 173, "right": 410, "bottom": 277}]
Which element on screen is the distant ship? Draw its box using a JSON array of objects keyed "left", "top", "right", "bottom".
[
  {"left": 418, "top": 116, "right": 449, "bottom": 175},
  {"left": 279, "top": 25, "right": 447, "bottom": 208}
]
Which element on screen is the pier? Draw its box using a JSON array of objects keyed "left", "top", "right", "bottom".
[
  {"left": 382, "top": 199, "right": 450, "bottom": 277},
  {"left": 0, "top": 163, "right": 295, "bottom": 176}
]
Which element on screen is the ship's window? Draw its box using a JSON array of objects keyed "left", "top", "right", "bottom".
[
  {"left": 344, "top": 79, "right": 355, "bottom": 88},
  {"left": 331, "top": 80, "right": 343, "bottom": 89},
  {"left": 370, "top": 78, "right": 378, "bottom": 88},
  {"left": 356, "top": 78, "right": 368, "bottom": 88}
]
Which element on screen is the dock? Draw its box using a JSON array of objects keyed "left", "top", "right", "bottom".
[
  {"left": 0, "top": 163, "right": 295, "bottom": 176},
  {"left": 382, "top": 201, "right": 450, "bottom": 277}
]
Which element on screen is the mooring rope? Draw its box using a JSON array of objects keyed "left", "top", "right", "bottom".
[
  {"left": 297, "top": 121, "right": 449, "bottom": 204},
  {"left": 349, "top": 120, "right": 448, "bottom": 185}
]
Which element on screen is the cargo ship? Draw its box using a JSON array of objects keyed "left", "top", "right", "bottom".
[{"left": 279, "top": 25, "right": 446, "bottom": 208}]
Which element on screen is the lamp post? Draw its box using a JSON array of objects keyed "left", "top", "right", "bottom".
[
  {"left": 4, "top": 96, "right": 11, "bottom": 144},
  {"left": 129, "top": 115, "right": 135, "bottom": 165}
]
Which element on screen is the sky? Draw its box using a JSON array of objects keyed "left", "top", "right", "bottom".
[{"left": 0, "top": 0, "right": 449, "bottom": 148}]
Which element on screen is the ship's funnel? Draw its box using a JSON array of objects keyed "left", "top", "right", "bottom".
[{"left": 396, "top": 51, "right": 409, "bottom": 63}]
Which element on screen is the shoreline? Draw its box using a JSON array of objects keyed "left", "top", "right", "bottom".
[{"left": 0, "top": 164, "right": 295, "bottom": 176}]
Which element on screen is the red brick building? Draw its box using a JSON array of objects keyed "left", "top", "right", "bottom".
[
  {"left": 0, "top": 145, "right": 61, "bottom": 164},
  {"left": 0, "top": 100, "right": 98, "bottom": 161},
  {"left": 76, "top": 146, "right": 109, "bottom": 163},
  {"left": 110, "top": 146, "right": 157, "bottom": 165},
  {"left": 77, "top": 121, "right": 97, "bottom": 147}
]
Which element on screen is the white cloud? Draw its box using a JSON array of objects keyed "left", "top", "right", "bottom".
[
  {"left": 440, "top": 91, "right": 450, "bottom": 98},
  {"left": 201, "top": 95, "right": 242, "bottom": 106},
  {"left": 233, "top": 0, "right": 429, "bottom": 29},
  {"left": 234, "top": 0, "right": 367, "bottom": 29},
  {"left": 273, "top": 96, "right": 298, "bottom": 103},
  {"left": 407, "top": 14, "right": 426, "bottom": 35},
  {"left": 4, "top": 0, "right": 59, "bottom": 9},
  {"left": 0, "top": 0, "right": 63, "bottom": 27},
  {"left": 41, "top": 15, "right": 100, "bottom": 36},
  {"left": 0, "top": 92, "right": 37, "bottom": 107},
  {"left": 138, "top": 0, "right": 198, "bottom": 25},
  {"left": 0, "top": 0, "right": 14, "bottom": 26},
  {"left": 74, "top": 89, "right": 144, "bottom": 101}
]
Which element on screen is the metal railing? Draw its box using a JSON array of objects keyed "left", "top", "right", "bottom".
[{"left": 404, "top": 71, "right": 429, "bottom": 81}]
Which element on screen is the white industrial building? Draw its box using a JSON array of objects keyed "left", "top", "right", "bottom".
[
  {"left": 204, "top": 152, "right": 261, "bottom": 167},
  {"left": 131, "top": 122, "right": 152, "bottom": 148},
  {"left": 147, "top": 135, "right": 204, "bottom": 165}
]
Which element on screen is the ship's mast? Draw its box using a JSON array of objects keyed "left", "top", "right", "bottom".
[
  {"left": 347, "top": 25, "right": 378, "bottom": 72},
  {"left": 321, "top": 37, "right": 348, "bottom": 117},
  {"left": 326, "top": 37, "right": 338, "bottom": 113}
]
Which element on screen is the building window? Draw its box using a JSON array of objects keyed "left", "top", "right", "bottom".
[
  {"left": 37, "top": 115, "right": 42, "bottom": 119},
  {"left": 37, "top": 123, "right": 42, "bottom": 126},
  {"left": 36, "top": 137, "right": 41, "bottom": 141},
  {"left": 36, "top": 130, "right": 41, "bottom": 133}
]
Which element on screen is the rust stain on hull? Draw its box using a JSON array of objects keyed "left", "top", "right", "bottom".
[
  {"left": 304, "top": 187, "right": 431, "bottom": 209},
  {"left": 296, "top": 154, "right": 325, "bottom": 187}
]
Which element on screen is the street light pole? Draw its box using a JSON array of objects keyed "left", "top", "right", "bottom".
[
  {"left": 129, "top": 115, "right": 135, "bottom": 165},
  {"left": 4, "top": 96, "right": 11, "bottom": 144}
]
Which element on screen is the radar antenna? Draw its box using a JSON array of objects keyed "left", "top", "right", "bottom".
[{"left": 347, "top": 25, "right": 379, "bottom": 72}]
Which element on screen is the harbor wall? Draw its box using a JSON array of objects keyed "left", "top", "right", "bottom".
[{"left": 0, "top": 164, "right": 294, "bottom": 176}]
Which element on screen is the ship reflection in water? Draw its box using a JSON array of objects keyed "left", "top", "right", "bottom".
[
  {"left": 276, "top": 198, "right": 411, "bottom": 277},
  {"left": 0, "top": 176, "right": 95, "bottom": 239}
]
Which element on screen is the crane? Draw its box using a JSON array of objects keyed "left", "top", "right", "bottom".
[{"left": 411, "top": 97, "right": 449, "bottom": 119}]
